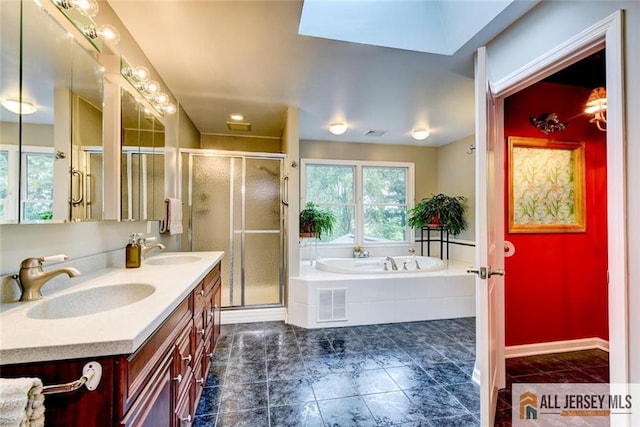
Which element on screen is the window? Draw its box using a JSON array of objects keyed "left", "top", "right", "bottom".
[
  {"left": 21, "top": 149, "right": 54, "bottom": 221},
  {"left": 302, "top": 159, "right": 414, "bottom": 245},
  {"left": 0, "top": 145, "right": 19, "bottom": 222}
]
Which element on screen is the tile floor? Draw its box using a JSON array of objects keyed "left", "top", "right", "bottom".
[
  {"left": 495, "top": 349, "right": 610, "bottom": 426},
  {"left": 194, "top": 318, "right": 480, "bottom": 427}
]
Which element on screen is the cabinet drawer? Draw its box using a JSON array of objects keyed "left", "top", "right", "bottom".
[
  {"left": 120, "top": 297, "right": 191, "bottom": 415},
  {"left": 174, "top": 321, "right": 194, "bottom": 399},
  {"left": 193, "top": 280, "right": 208, "bottom": 315},
  {"left": 203, "top": 263, "right": 221, "bottom": 295},
  {"left": 174, "top": 383, "right": 193, "bottom": 427}
]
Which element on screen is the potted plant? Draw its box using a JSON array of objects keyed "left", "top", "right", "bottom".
[
  {"left": 408, "top": 193, "right": 468, "bottom": 235},
  {"left": 299, "top": 201, "right": 336, "bottom": 239}
]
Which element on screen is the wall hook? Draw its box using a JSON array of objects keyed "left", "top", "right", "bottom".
[{"left": 467, "top": 144, "right": 476, "bottom": 155}]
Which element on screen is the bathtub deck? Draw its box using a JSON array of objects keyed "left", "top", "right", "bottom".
[{"left": 289, "top": 260, "right": 475, "bottom": 329}]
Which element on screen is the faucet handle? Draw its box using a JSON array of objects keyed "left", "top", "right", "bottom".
[
  {"left": 20, "top": 254, "right": 68, "bottom": 269},
  {"left": 39, "top": 254, "right": 69, "bottom": 263}
]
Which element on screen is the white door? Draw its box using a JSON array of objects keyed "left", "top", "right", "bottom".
[{"left": 471, "top": 46, "right": 506, "bottom": 427}]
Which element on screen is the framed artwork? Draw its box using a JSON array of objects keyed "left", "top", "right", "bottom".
[{"left": 508, "top": 137, "right": 586, "bottom": 233}]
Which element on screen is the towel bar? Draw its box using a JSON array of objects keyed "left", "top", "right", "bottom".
[{"left": 42, "top": 361, "right": 102, "bottom": 395}]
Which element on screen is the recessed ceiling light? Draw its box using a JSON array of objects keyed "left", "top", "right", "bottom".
[
  {"left": 411, "top": 129, "right": 430, "bottom": 141},
  {"left": 229, "top": 113, "right": 244, "bottom": 121},
  {"left": 1, "top": 98, "right": 37, "bottom": 115},
  {"left": 328, "top": 122, "right": 348, "bottom": 135}
]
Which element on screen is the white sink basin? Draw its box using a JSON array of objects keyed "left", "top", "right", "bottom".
[
  {"left": 145, "top": 254, "right": 202, "bottom": 266},
  {"left": 27, "top": 283, "right": 156, "bottom": 320}
]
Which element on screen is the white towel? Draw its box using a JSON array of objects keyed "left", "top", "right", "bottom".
[
  {"left": 163, "top": 197, "right": 183, "bottom": 235},
  {"left": 0, "top": 377, "right": 45, "bottom": 427}
]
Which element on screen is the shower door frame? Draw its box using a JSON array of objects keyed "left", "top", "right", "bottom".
[{"left": 184, "top": 149, "right": 286, "bottom": 310}]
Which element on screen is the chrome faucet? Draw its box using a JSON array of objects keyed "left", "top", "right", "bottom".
[
  {"left": 141, "top": 237, "right": 166, "bottom": 258},
  {"left": 13, "top": 255, "right": 81, "bottom": 301},
  {"left": 385, "top": 256, "right": 399, "bottom": 271}
]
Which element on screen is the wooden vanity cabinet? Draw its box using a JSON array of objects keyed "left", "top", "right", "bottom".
[{"left": 0, "top": 262, "right": 222, "bottom": 427}]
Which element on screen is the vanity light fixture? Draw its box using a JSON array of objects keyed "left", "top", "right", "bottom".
[
  {"left": 229, "top": 114, "right": 244, "bottom": 121},
  {"left": 585, "top": 86, "right": 607, "bottom": 131},
  {"left": 328, "top": 122, "right": 348, "bottom": 136},
  {"left": 1, "top": 98, "right": 37, "bottom": 115},
  {"left": 54, "top": 0, "right": 99, "bottom": 17},
  {"left": 411, "top": 129, "right": 430, "bottom": 141},
  {"left": 82, "top": 24, "right": 120, "bottom": 45},
  {"left": 121, "top": 59, "right": 177, "bottom": 115}
]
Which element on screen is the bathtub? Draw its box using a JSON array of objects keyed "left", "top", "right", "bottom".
[
  {"left": 315, "top": 256, "right": 444, "bottom": 274},
  {"left": 289, "top": 259, "right": 475, "bottom": 329}
]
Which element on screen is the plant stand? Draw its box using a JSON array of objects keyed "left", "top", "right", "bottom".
[{"left": 418, "top": 225, "right": 449, "bottom": 259}]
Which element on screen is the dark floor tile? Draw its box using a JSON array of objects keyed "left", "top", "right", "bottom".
[
  {"left": 426, "top": 413, "right": 480, "bottom": 427},
  {"left": 362, "top": 391, "right": 425, "bottom": 425},
  {"left": 218, "top": 382, "right": 268, "bottom": 413},
  {"left": 371, "top": 349, "right": 415, "bottom": 368},
  {"left": 431, "top": 342, "right": 476, "bottom": 361},
  {"left": 317, "top": 396, "right": 376, "bottom": 427},
  {"left": 581, "top": 365, "right": 609, "bottom": 382},
  {"left": 233, "top": 322, "right": 266, "bottom": 333},
  {"left": 304, "top": 354, "right": 347, "bottom": 375},
  {"left": 407, "top": 346, "right": 451, "bottom": 366},
  {"left": 385, "top": 365, "right": 439, "bottom": 390},
  {"left": 505, "top": 357, "right": 543, "bottom": 377},
  {"left": 192, "top": 413, "right": 216, "bottom": 427},
  {"left": 270, "top": 402, "right": 324, "bottom": 427},
  {"left": 214, "top": 407, "right": 269, "bottom": 427},
  {"left": 422, "top": 362, "right": 470, "bottom": 386},
  {"left": 340, "top": 353, "right": 382, "bottom": 373},
  {"left": 349, "top": 368, "right": 400, "bottom": 395},
  {"left": 405, "top": 385, "right": 470, "bottom": 419},
  {"left": 195, "top": 386, "right": 221, "bottom": 416},
  {"left": 265, "top": 331, "right": 298, "bottom": 347},
  {"left": 227, "top": 347, "right": 266, "bottom": 365},
  {"left": 266, "top": 341, "right": 302, "bottom": 360},
  {"left": 268, "top": 377, "right": 316, "bottom": 406},
  {"left": 224, "top": 361, "right": 266, "bottom": 384},
  {"left": 445, "top": 381, "right": 480, "bottom": 413},
  {"left": 298, "top": 339, "right": 335, "bottom": 357},
  {"left": 267, "top": 357, "right": 309, "bottom": 380},
  {"left": 494, "top": 406, "right": 517, "bottom": 427},
  {"left": 205, "top": 364, "right": 227, "bottom": 387},
  {"left": 311, "top": 372, "right": 358, "bottom": 400},
  {"left": 331, "top": 338, "right": 369, "bottom": 354}
]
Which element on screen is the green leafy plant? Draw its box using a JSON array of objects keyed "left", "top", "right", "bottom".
[
  {"left": 299, "top": 202, "right": 336, "bottom": 239},
  {"left": 408, "top": 193, "right": 468, "bottom": 235}
]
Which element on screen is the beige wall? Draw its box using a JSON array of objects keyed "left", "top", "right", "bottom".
[
  {"left": 178, "top": 106, "right": 200, "bottom": 149},
  {"left": 436, "top": 135, "right": 475, "bottom": 241},
  {"left": 301, "top": 139, "right": 438, "bottom": 201},
  {"left": 200, "top": 134, "right": 281, "bottom": 153}
]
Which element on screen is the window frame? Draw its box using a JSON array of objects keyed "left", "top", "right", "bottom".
[{"left": 301, "top": 158, "right": 415, "bottom": 247}]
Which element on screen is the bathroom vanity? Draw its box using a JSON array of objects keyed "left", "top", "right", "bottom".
[{"left": 0, "top": 252, "right": 223, "bottom": 427}]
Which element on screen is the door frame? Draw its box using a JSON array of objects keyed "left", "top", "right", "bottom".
[{"left": 480, "top": 8, "right": 628, "bottom": 424}]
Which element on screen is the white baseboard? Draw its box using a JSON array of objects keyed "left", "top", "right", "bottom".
[
  {"left": 505, "top": 337, "right": 609, "bottom": 359},
  {"left": 221, "top": 307, "right": 287, "bottom": 324}
]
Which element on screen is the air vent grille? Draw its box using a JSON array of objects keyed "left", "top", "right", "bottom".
[
  {"left": 365, "top": 129, "right": 386, "bottom": 137},
  {"left": 226, "top": 122, "right": 252, "bottom": 131},
  {"left": 317, "top": 288, "right": 347, "bottom": 322}
]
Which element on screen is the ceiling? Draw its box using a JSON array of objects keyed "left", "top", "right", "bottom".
[{"left": 107, "top": 0, "right": 539, "bottom": 147}]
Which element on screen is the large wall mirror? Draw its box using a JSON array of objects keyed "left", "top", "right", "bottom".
[
  {"left": 0, "top": 0, "right": 104, "bottom": 224},
  {"left": 121, "top": 89, "right": 165, "bottom": 221}
]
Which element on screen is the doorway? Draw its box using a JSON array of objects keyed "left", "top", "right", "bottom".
[{"left": 184, "top": 151, "right": 285, "bottom": 309}]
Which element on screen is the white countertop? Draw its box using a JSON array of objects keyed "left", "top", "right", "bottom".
[{"left": 0, "top": 251, "right": 224, "bottom": 365}]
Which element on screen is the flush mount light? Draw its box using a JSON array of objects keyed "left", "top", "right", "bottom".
[
  {"left": 1, "top": 98, "right": 37, "bottom": 115},
  {"left": 328, "top": 122, "right": 348, "bottom": 136},
  {"left": 229, "top": 114, "right": 244, "bottom": 121},
  {"left": 411, "top": 129, "right": 430, "bottom": 141}
]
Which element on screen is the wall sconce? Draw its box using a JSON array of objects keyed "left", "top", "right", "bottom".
[
  {"left": 328, "top": 123, "right": 348, "bottom": 135},
  {"left": 585, "top": 86, "right": 607, "bottom": 131},
  {"left": 121, "top": 58, "right": 176, "bottom": 115},
  {"left": 529, "top": 112, "right": 568, "bottom": 135},
  {"left": 411, "top": 129, "right": 430, "bottom": 141},
  {"left": 1, "top": 98, "right": 38, "bottom": 115}
]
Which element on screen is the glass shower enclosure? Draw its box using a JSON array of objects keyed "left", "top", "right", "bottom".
[{"left": 183, "top": 151, "right": 284, "bottom": 309}]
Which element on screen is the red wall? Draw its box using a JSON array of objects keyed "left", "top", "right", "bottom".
[{"left": 504, "top": 82, "right": 608, "bottom": 346}]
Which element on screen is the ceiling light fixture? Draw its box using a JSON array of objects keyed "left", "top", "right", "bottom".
[
  {"left": 585, "top": 86, "right": 607, "bottom": 131},
  {"left": 229, "top": 114, "right": 244, "bottom": 121},
  {"left": 1, "top": 98, "right": 37, "bottom": 115},
  {"left": 411, "top": 129, "right": 430, "bottom": 141},
  {"left": 328, "top": 122, "right": 348, "bottom": 136}
]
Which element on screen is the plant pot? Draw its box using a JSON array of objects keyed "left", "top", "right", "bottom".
[{"left": 299, "top": 232, "right": 317, "bottom": 238}]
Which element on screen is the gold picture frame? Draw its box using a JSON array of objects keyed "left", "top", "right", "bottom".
[{"left": 508, "top": 137, "right": 586, "bottom": 233}]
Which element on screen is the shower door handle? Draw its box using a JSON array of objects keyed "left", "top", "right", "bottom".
[{"left": 281, "top": 175, "right": 289, "bottom": 206}]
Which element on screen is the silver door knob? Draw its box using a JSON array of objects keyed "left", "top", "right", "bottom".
[{"left": 488, "top": 268, "right": 505, "bottom": 277}]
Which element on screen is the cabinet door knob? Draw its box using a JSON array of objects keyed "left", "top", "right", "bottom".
[
  {"left": 198, "top": 328, "right": 205, "bottom": 337},
  {"left": 207, "top": 311, "right": 213, "bottom": 322},
  {"left": 182, "top": 354, "right": 192, "bottom": 364},
  {"left": 198, "top": 289, "right": 205, "bottom": 296},
  {"left": 180, "top": 414, "right": 191, "bottom": 424},
  {"left": 195, "top": 377, "right": 205, "bottom": 387},
  {"left": 173, "top": 374, "right": 182, "bottom": 384},
  {"left": 213, "top": 304, "right": 218, "bottom": 310}
]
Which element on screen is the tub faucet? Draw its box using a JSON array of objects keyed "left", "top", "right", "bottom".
[
  {"left": 141, "top": 237, "right": 166, "bottom": 258},
  {"left": 13, "top": 255, "right": 81, "bottom": 301},
  {"left": 385, "top": 256, "right": 399, "bottom": 271}
]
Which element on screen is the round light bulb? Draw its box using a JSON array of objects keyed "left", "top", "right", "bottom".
[
  {"left": 411, "top": 129, "right": 430, "bottom": 141},
  {"left": 133, "top": 66, "right": 150, "bottom": 81},
  {"left": 155, "top": 93, "right": 169, "bottom": 105},
  {"left": 98, "top": 24, "right": 120, "bottom": 44},
  {"left": 164, "top": 103, "right": 177, "bottom": 114},
  {"left": 328, "top": 122, "right": 348, "bottom": 135},
  {"left": 145, "top": 80, "right": 161, "bottom": 94},
  {"left": 74, "top": 0, "right": 99, "bottom": 17}
]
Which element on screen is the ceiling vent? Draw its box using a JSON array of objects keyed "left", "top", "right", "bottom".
[
  {"left": 365, "top": 129, "right": 386, "bottom": 137},
  {"left": 226, "top": 122, "right": 252, "bottom": 131}
]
